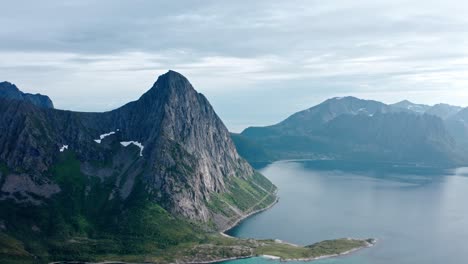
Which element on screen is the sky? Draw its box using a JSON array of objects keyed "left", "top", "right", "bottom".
[{"left": 1, "top": 0, "right": 468, "bottom": 132}]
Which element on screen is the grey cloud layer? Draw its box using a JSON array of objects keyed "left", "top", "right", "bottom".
[{"left": 1, "top": 0, "right": 468, "bottom": 131}]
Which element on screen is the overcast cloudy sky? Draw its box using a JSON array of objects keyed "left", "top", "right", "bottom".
[{"left": 1, "top": 0, "right": 468, "bottom": 131}]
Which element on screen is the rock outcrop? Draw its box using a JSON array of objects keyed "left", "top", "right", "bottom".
[{"left": 0, "top": 81, "right": 54, "bottom": 108}]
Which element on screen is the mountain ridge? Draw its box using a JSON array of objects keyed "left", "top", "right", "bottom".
[
  {"left": 236, "top": 96, "right": 466, "bottom": 166},
  {"left": 391, "top": 100, "right": 431, "bottom": 113},
  {"left": 0, "top": 71, "right": 278, "bottom": 263},
  {"left": 0, "top": 81, "right": 54, "bottom": 109},
  {"left": 0, "top": 70, "right": 273, "bottom": 227}
]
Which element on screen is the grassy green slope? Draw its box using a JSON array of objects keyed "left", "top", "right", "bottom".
[
  {"left": 207, "top": 172, "right": 277, "bottom": 229},
  {"left": 0, "top": 152, "right": 373, "bottom": 264},
  {"left": 0, "top": 152, "right": 206, "bottom": 263}
]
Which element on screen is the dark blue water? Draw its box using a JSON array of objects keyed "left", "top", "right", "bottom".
[{"left": 222, "top": 160, "right": 468, "bottom": 264}]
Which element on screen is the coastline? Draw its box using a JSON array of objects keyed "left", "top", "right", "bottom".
[
  {"left": 181, "top": 255, "right": 253, "bottom": 264},
  {"left": 221, "top": 190, "right": 280, "bottom": 234},
  {"left": 178, "top": 238, "right": 377, "bottom": 264},
  {"left": 49, "top": 239, "right": 376, "bottom": 264},
  {"left": 49, "top": 197, "right": 376, "bottom": 264},
  {"left": 49, "top": 181, "right": 376, "bottom": 264},
  {"left": 278, "top": 238, "right": 377, "bottom": 262},
  {"left": 216, "top": 187, "right": 377, "bottom": 264},
  {"left": 213, "top": 187, "right": 377, "bottom": 264}
]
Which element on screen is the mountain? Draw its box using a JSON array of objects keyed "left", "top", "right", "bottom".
[
  {"left": 230, "top": 133, "right": 274, "bottom": 164},
  {"left": 389, "top": 100, "right": 463, "bottom": 120},
  {"left": 389, "top": 102, "right": 466, "bottom": 150},
  {"left": 243, "top": 97, "right": 392, "bottom": 139},
  {"left": 238, "top": 97, "right": 464, "bottom": 166},
  {"left": 451, "top": 107, "right": 468, "bottom": 123},
  {"left": 282, "top": 96, "right": 392, "bottom": 124},
  {"left": 0, "top": 71, "right": 277, "bottom": 263},
  {"left": 0, "top": 81, "right": 54, "bottom": 108},
  {"left": 391, "top": 100, "right": 430, "bottom": 114},
  {"left": 445, "top": 107, "right": 468, "bottom": 147},
  {"left": 425, "top": 103, "right": 462, "bottom": 119}
]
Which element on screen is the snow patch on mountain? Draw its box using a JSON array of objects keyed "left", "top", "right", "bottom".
[
  {"left": 120, "top": 141, "right": 144, "bottom": 156},
  {"left": 59, "top": 145, "right": 68, "bottom": 152},
  {"left": 94, "top": 130, "right": 118, "bottom": 143}
]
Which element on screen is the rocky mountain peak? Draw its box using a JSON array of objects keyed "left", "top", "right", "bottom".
[
  {"left": 0, "top": 71, "right": 273, "bottom": 231},
  {"left": 0, "top": 81, "right": 20, "bottom": 91},
  {"left": 0, "top": 81, "right": 54, "bottom": 109},
  {"left": 296, "top": 96, "right": 388, "bottom": 122},
  {"left": 140, "top": 70, "right": 196, "bottom": 100},
  {"left": 391, "top": 100, "right": 430, "bottom": 114},
  {"left": 393, "top": 99, "right": 414, "bottom": 107},
  {"left": 329, "top": 96, "right": 359, "bottom": 101}
]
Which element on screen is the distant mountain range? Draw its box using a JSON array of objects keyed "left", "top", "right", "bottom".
[
  {"left": 0, "top": 71, "right": 277, "bottom": 263},
  {"left": 234, "top": 96, "right": 468, "bottom": 166}
]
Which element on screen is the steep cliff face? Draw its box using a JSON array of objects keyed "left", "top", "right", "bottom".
[
  {"left": 129, "top": 72, "right": 255, "bottom": 223},
  {"left": 105, "top": 71, "right": 260, "bottom": 225},
  {"left": 0, "top": 81, "right": 54, "bottom": 108},
  {"left": 0, "top": 71, "right": 276, "bottom": 236}
]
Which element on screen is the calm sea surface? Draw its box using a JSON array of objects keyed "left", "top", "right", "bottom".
[{"left": 222, "top": 160, "right": 468, "bottom": 264}]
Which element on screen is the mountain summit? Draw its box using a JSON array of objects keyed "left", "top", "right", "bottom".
[
  {"left": 0, "top": 81, "right": 54, "bottom": 108},
  {"left": 391, "top": 100, "right": 430, "bottom": 113},
  {"left": 0, "top": 71, "right": 276, "bottom": 262}
]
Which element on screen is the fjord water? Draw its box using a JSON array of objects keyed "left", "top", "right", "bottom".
[{"left": 222, "top": 161, "right": 468, "bottom": 264}]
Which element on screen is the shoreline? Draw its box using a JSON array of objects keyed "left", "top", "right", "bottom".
[
  {"left": 181, "top": 255, "right": 253, "bottom": 264},
  {"left": 278, "top": 238, "right": 377, "bottom": 262},
  {"left": 221, "top": 190, "right": 280, "bottom": 234},
  {"left": 49, "top": 182, "right": 376, "bottom": 264},
  {"left": 50, "top": 239, "right": 376, "bottom": 264},
  {"left": 180, "top": 238, "right": 377, "bottom": 264},
  {"left": 49, "top": 207, "right": 376, "bottom": 264}
]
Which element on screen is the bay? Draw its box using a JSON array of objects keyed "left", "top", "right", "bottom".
[{"left": 222, "top": 161, "right": 468, "bottom": 264}]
